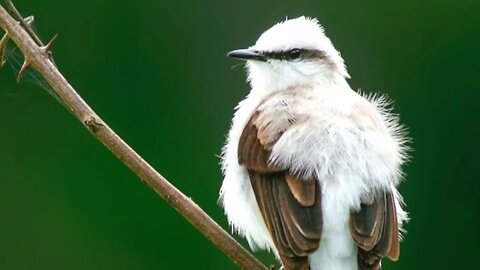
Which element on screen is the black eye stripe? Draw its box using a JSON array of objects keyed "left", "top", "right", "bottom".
[
  {"left": 263, "top": 49, "right": 325, "bottom": 60},
  {"left": 288, "top": 49, "right": 301, "bottom": 59}
]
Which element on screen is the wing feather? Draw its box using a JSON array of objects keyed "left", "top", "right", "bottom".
[
  {"left": 350, "top": 192, "right": 400, "bottom": 270},
  {"left": 239, "top": 110, "right": 322, "bottom": 270}
]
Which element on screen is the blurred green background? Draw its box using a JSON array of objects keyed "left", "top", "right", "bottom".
[{"left": 0, "top": 0, "right": 479, "bottom": 269}]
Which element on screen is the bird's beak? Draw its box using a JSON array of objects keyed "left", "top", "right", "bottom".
[{"left": 227, "top": 49, "right": 267, "bottom": 62}]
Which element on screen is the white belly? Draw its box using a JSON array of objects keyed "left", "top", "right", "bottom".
[{"left": 309, "top": 174, "right": 362, "bottom": 270}]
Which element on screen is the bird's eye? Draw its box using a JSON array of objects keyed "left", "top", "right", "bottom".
[{"left": 287, "top": 49, "right": 301, "bottom": 59}]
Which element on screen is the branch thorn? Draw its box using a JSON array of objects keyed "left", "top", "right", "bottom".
[
  {"left": 17, "top": 59, "right": 30, "bottom": 82},
  {"left": 0, "top": 33, "right": 9, "bottom": 68},
  {"left": 24, "top": 16, "right": 35, "bottom": 25},
  {"left": 42, "top": 34, "right": 58, "bottom": 52},
  {"left": 40, "top": 34, "right": 58, "bottom": 55}
]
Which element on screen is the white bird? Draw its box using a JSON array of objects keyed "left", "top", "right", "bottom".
[{"left": 219, "top": 17, "right": 409, "bottom": 270}]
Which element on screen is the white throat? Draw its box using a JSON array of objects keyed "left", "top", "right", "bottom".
[{"left": 246, "top": 60, "right": 349, "bottom": 97}]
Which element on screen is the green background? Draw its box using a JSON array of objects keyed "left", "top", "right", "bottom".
[{"left": 0, "top": 0, "right": 479, "bottom": 269}]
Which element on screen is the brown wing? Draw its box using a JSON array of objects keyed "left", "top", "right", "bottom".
[
  {"left": 239, "top": 111, "right": 323, "bottom": 270},
  {"left": 349, "top": 192, "right": 400, "bottom": 270}
]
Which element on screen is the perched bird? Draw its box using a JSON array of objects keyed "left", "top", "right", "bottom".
[{"left": 220, "top": 17, "right": 408, "bottom": 270}]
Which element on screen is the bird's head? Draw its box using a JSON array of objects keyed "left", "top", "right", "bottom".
[{"left": 228, "top": 16, "right": 349, "bottom": 93}]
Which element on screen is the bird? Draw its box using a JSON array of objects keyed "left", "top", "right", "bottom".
[{"left": 219, "top": 16, "right": 409, "bottom": 270}]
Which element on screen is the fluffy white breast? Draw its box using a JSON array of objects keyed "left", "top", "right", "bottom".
[{"left": 263, "top": 86, "right": 408, "bottom": 195}]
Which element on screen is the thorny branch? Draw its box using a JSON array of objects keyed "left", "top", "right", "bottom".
[{"left": 0, "top": 2, "right": 269, "bottom": 270}]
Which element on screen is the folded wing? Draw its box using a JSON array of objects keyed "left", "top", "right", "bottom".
[
  {"left": 349, "top": 192, "right": 400, "bottom": 270},
  {"left": 239, "top": 111, "right": 323, "bottom": 270}
]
